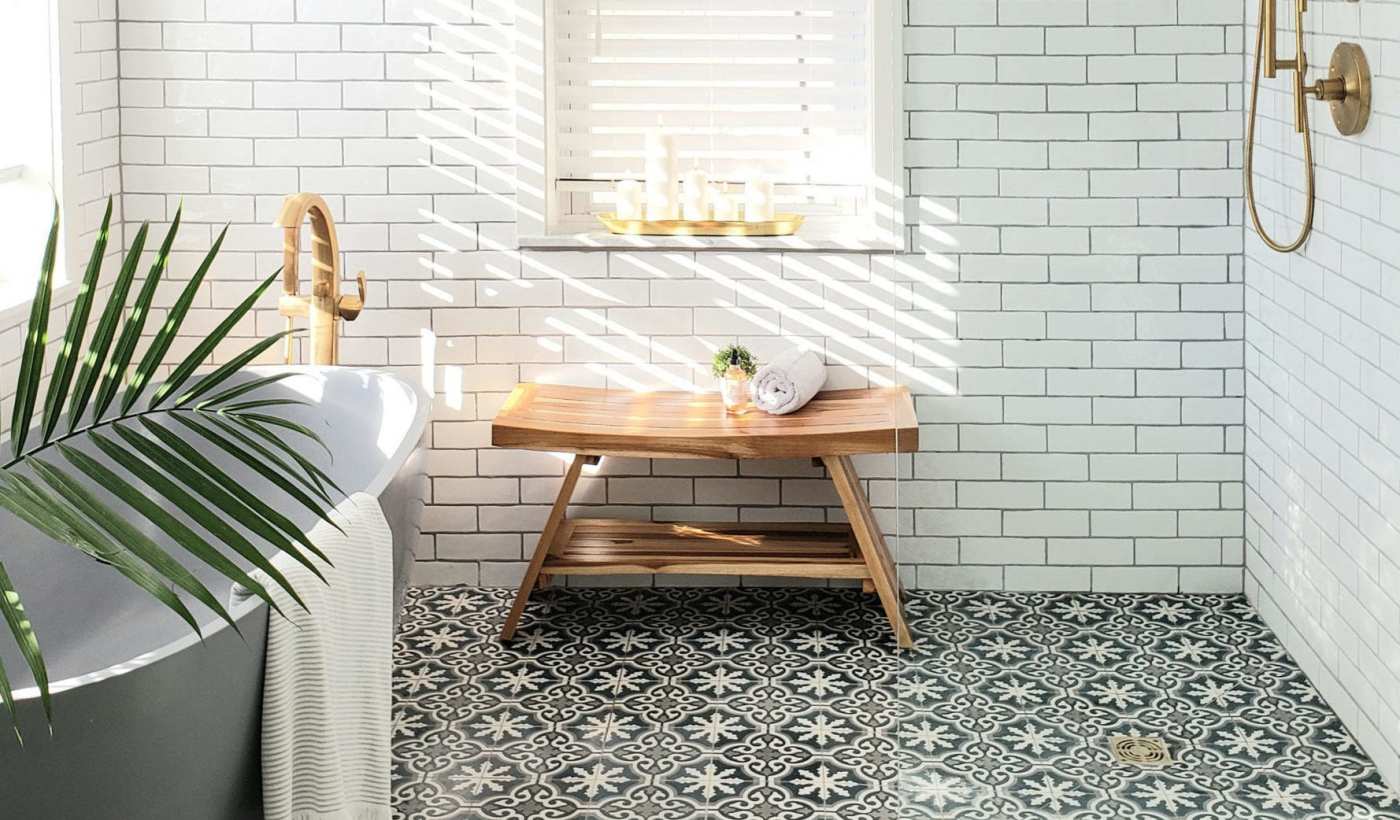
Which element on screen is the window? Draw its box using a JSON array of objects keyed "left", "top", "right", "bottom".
[
  {"left": 0, "top": 0, "right": 62, "bottom": 306},
  {"left": 516, "top": 0, "right": 902, "bottom": 248}
]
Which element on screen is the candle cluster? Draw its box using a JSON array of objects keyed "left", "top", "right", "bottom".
[{"left": 613, "top": 125, "right": 777, "bottom": 223}]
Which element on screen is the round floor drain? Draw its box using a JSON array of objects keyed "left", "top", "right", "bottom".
[{"left": 1108, "top": 735, "right": 1172, "bottom": 767}]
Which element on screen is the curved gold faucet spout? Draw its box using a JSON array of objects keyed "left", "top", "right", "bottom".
[{"left": 275, "top": 193, "right": 367, "bottom": 365}]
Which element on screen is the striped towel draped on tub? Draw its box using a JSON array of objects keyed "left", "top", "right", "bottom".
[{"left": 235, "top": 492, "right": 392, "bottom": 820}]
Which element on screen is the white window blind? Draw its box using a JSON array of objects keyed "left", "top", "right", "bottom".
[{"left": 552, "top": 0, "right": 872, "bottom": 212}]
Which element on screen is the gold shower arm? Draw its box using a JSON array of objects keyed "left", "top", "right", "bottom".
[
  {"left": 1262, "top": 0, "right": 1276, "bottom": 78},
  {"left": 1292, "top": 0, "right": 1307, "bottom": 133},
  {"left": 1262, "top": 0, "right": 1309, "bottom": 132}
]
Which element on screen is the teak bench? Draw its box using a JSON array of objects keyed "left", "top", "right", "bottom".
[{"left": 491, "top": 383, "right": 920, "bottom": 647}]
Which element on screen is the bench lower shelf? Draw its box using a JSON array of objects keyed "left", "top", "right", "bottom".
[
  {"left": 499, "top": 452, "right": 911, "bottom": 648},
  {"left": 541, "top": 519, "right": 872, "bottom": 579}
]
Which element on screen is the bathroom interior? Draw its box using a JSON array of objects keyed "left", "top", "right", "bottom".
[{"left": 0, "top": 0, "right": 1397, "bottom": 817}]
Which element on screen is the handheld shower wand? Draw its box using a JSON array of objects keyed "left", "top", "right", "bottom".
[{"left": 1244, "top": 0, "right": 1371, "bottom": 253}]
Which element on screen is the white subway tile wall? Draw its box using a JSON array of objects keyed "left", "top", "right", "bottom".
[
  {"left": 1243, "top": 0, "right": 1400, "bottom": 785},
  {"left": 87, "top": 0, "right": 1246, "bottom": 596}
]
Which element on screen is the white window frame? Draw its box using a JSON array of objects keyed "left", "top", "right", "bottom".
[
  {"left": 514, "top": 0, "right": 904, "bottom": 251},
  {"left": 0, "top": 0, "right": 82, "bottom": 317}
]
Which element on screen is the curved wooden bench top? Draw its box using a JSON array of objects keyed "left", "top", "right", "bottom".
[{"left": 492, "top": 383, "right": 919, "bottom": 460}]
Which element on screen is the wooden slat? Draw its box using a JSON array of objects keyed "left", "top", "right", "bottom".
[
  {"left": 542, "top": 520, "right": 868, "bottom": 578},
  {"left": 824, "top": 455, "right": 911, "bottom": 648},
  {"left": 492, "top": 383, "right": 918, "bottom": 460},
  {"left": 501, "top": 455, "right": 587, "bottom": 641}
]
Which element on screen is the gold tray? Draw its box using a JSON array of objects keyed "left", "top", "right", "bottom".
[{"left": 598, "top": 213, "right": 804, "bottom": 237}]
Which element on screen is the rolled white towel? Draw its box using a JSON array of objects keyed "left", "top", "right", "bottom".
[{"left": 750, "top": 348, "right": 826, "bottom": 415}]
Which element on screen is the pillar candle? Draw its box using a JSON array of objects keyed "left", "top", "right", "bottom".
[
  {"left": 744, "top": 179, "right": 776, "bottom": 222},
  {"left": 644, "top": 126, "right": 679, "bottom": 220},
  {"left": 682, "top": 168, "right": 710, "bottom": 221},
  {"left": 710, "top": 184, "right": 738, "bottom": 221},
  {"left": 615, "top": 179, "right": 643, "bottom": 220}
]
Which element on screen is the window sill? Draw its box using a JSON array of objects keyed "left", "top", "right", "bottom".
[
  {"left": 0, "top": 278, "right": 75, "bottom": 327},
  {"left": 517, "top": 228, "right": 904, "bottom": 254}
]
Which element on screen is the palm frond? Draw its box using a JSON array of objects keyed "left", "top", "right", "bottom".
[
  {"left": 85, "top": 432, "right": 309, "bottom": 613},
  {"left": 111, "top": 423, "right": 329, "bottom": 583},
  {"left": 92, "top": 209, "right": 181, "bottom": 423},
  {"left": 9, "top": 202, "right": 60, "bottom": 457},
  {"left": 136, "top": 418, "right": 333, "bottom": 566},
  {"left": 192, "top": 372, "right": 296, "bottom": 411},
  {"left": 57, "top": 443, "right": 285, "bottom": 619},
  {"left": 121, "top": 221, "right": 223, "bottom": 414},
  {"left": 228, "top": 411, "right": 333, "bottom": 459},
  {"left": 1, "top": 202, "right": 341, "bottom": 740},
  {"left": 199, "top": 412, "right": 335, "bottom": 504},
  {"left": 3, "top": 473, "right": 201, "bottom": 636},
  {"left": 168, "top": 414, "right": 345, "bottom": 536},
  {"left": 0, "top": 559, "right": 49, "bottom": 734},
  {"left": 171, "top": 329, "right": 296, "bottom": 408},
  {"left": 151, "top": 268, "right": 281, "bottom": 408},
  {"left": 67, "top": 221, "right": 150, "bottom": 433},
  {"left": 25, "top": 457, "right": 240, "bottom": 635},
  {"left": 225, "top": 413, "right": 345, "bottom": 498},
  {"left": 38, "top": 199, "right": 111, "bottom": 445}
]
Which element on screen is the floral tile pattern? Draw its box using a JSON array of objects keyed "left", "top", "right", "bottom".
[{"left": 393, "top": 587, "right": 1400, "bottom": 819}]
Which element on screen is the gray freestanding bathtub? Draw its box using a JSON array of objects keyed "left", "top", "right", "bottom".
[{"left": 0, "top": 366, "right": 428, "bottom": 819}]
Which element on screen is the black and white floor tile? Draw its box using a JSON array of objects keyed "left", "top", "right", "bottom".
[{"left": 393, "top": 587, "right": 1400, "bottom": 819}]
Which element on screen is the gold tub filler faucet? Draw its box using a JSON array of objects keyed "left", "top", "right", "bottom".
[
  {"left": 1246, "top": 0, "right": 1372, "bottom": 253},
  {"left": 276, "top": 192, "right": 367, "bottom": 365}
]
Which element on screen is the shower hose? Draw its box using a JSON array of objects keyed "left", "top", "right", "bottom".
[{"left": 1244, "top": 0, "right": 1315, "bottom": 253}]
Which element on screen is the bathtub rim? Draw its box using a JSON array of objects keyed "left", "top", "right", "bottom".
[{"left": 5, "top": 365, "right": 430, "bottom": 701}]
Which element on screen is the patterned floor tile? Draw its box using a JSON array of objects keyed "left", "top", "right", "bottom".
[{"left": 393, "top": 587, "right": 1400, "bottom": 819}]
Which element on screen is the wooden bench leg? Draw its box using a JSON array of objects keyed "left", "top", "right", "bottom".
[
  {"left": 500, "top": 454, "right": 587, "bottom": 641},
  {"left": 824, "top": 455, "right": 912, "bottom": 649}
]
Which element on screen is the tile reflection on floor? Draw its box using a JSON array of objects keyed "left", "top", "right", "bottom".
[{"left": 392, "top": 587, "right": 1400, "bottom": 819}]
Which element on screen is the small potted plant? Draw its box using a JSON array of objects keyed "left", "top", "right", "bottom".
[{"left": 713, "top": 343, "right": 758, "bottom": 415}]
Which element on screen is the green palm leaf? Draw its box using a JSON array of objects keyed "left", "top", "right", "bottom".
[
  {"left": 0, "top": 652, "right": 14, "bottom": 740},
  {"left": 38, "top": 199, "right": 111, "bottom": 445},
  {"left": 169, "top": 414, "right": 344, "bottom": 536},
  {"left": 9, "top": 202, "right": 60, "bottom": 457},
  {"left": 92, "top": 208, "right": 181, "bottom": 424},
  {"left": 58, "top": 442, "right": 286, "bottom": 620},
  {"left": 171, "top": 330, "right": 296, "bottom": 408},
  {"left": 3, "top": 473, "right": 201, "bottom": 637},
  {"left": 193, "top": 372, "right": 295, "bottom": 411},
  {"left": 122, "top": 223, "right": 225, "bottom": 414},
  {"left": 0, "top": 560, "right": 49, "bottom": 733},
  {"left": 111, "top": 424, "right": 329, "bottom": 583},
  {"left": 1, "top": 201, "right": 344, "bottom": 739},
  {"left": 200, "top": 413, "right": 335, "bottom": 505},
  {"left": 227, "top": 411, "right": 332, "bottom": 459},
  {"left": 220, "top": 399, "right": 313, "bottom": 413},
  {"left": 151, "top": 268, "right": 282, "bottom": 409},
  {"left": 25, "top": 458, "right": 239, "bottom": 635},
  {"left": 225, "top": 414, "right": 345, "bottom": 498},
  {"left": 67, "top": 222, "right": 150, "bottom": 433},
  {"left": 137, "top": 419, "right": 332, "bottom": 565},
  {"left": 86, "top": 432, "right": 308, "bottom": 613}
]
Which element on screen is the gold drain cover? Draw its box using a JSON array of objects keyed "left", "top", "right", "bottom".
[{"left": 1108, "top": 735, "right": 1172, "bottom": 767}]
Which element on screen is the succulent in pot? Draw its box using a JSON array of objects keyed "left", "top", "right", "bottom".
[{"left": 712, "top": 344, "right": 758, "bottom": 416}]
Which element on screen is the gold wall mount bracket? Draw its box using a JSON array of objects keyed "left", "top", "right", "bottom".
[{"left": 1316, "top": 42, "right": 1370, "bottom": 136}]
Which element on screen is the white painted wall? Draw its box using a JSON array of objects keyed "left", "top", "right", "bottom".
[
  {"left": 1242, "top": 0, "right": 1400, "bottom": 787},
  {"left": 92, "top": 0, "right": 1246, "bottom": 593}
]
